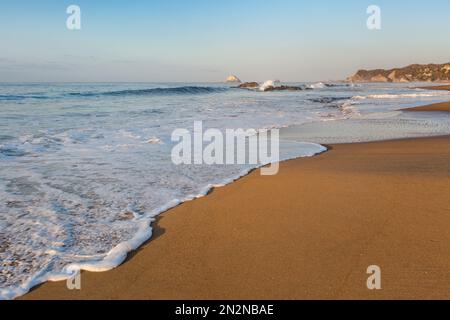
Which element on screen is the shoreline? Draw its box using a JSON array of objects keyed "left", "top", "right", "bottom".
[
  {"left": 402, "top": 85, "right": 450, "bottom": 112},
  {"left": 22, "top": 134, "right": 450, "bottom": 300},
  {"left": 19, "top": 88, "right": 450, "bottom": 300},
  {"left": 402, "top": 101, "right": 450, "bottom": 113}
]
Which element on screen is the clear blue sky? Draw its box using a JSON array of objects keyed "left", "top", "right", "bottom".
[{"left": 1, "top": 0, "right": 449, "bottom": 82}]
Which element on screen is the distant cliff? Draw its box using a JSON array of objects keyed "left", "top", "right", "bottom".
[{"left": 347, "top": 62, "right": 450, "bottom": 83}]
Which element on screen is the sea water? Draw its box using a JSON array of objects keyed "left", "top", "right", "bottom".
[{"left": 1, "top": 82, "right": 450, "bottom": 299}]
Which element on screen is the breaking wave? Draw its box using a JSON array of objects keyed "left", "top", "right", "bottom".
[
  {"left": 0, "top": 87, "right": 228, "bottom": 101},
  {"left": 68, "top": 86, "right": 228, "bottom": 97}
]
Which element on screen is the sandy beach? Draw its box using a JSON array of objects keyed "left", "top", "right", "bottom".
[
  {"left": 4, "top": 1, "right": 450, "bottom": 306},
  {"left": 22, "top": 133, "right": 450, "bottom": 300},
  {"left": 418, "top": 85, "right": 450, "bottom": 91},
  {"left": 403, "top": 102, "right": 450, "bottom": 113},
  {"left": 403, "top": 85, "right": 450, "bottom": 112}
]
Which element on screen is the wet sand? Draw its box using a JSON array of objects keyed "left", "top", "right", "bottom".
[
  {"left": 418, "top": 85, "right": 450, "bottom": 91},
  {"left": 22, "top": 136, "right": 450, "bottom": 300},
  {"left": 402, "top": 101, "right": 450, "bottom": 113}
]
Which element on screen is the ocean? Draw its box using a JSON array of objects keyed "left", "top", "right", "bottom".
[{"left": 1, "top": 81, "right": 450, "bottom": 299}]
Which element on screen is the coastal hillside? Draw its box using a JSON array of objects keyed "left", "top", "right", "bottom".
[{"left": 348, "top": 62, "right": 450, "bottom": 83}]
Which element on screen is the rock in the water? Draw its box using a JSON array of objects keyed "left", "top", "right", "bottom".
[
  {"left": 237, "top": 82, "right": 260, "bottom": 89},
  {"left": 226, "top": 75, "right": 241, "bottom": 83},
  {"left": 262, "top": 85, "right": 304, "bottom": 92}
]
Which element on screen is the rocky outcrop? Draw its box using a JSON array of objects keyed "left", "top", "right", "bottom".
[
  {"left": 262, "top": 85, "right": 305, "bottom": 92},
  {"left": 348, "top": 62, "right": 450, "bottom": 83},
  {"left": 238, "top": 82, "right": 259, "bottom": 89},
  {"left": 226, "top": 75, "right": 241, "bottom": 83}
]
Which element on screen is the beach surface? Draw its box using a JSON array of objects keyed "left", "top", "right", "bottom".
[
  {"left": 403, "top": 101, "right": 450, "bottom": 113},
  {"left": 419, "top": 85, "right": 450, "bottom": 91},
  {"left": 403, "top": 85, "right": 450, "bottom": 112},
  {"left": 23, "top": 135, "right": 450, "bottom": 300}
]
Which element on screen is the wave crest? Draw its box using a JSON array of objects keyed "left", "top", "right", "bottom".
[{"left": 69, "top": 86, "right": 228, "bottom": 97}]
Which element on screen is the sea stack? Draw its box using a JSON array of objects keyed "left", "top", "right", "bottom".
[{"left": 226, "top": 75, "right": 241, "bottom": 83}]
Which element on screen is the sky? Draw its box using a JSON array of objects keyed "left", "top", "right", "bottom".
[{"left": 1, "top": 0, "right": 449, "bottom": 82}]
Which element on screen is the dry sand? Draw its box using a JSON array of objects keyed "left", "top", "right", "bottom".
[{"left": 22, "top": 136, "right": 450, "bottom": 300}]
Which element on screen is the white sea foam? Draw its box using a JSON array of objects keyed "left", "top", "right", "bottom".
[
  {"left": 147, "top": 137, "right": 163, "bottom": 144},
  {"left": 341, "top": 101, "right": 361, "bottom": 117},
  {"left": 309, "top": 82, "right": 326, "bottom": 89},
  {"left": 0, "top": 137, "right": 326, "bottom": 300},
  {"left": 353, "top": 92, "right": 450, "bottom": 100},
  {"left": 259, "top": 80, "right": 276, "bottom": 91}
]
